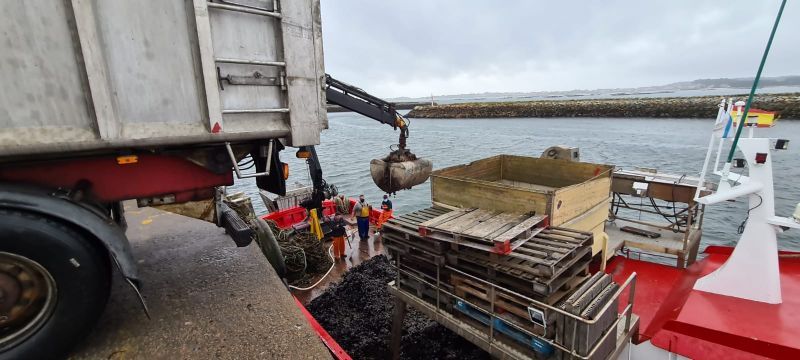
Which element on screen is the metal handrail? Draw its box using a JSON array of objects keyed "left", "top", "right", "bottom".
[
  {"left": 393, "top": 262, "right": 637, "bottom": 359},
  {"left": 215, "top": 58, "right": 286, "bottom": 67},
  {"left": 445, "top": 265, "right": 636, "bottom": 325},
  {"left": 207, "top": 1, "right": 281, "bottom": 18},
  {"left": 225, "top": 141, "right": 271, "bottom": 179},
  {"left": 221, "top": 108, "right": 289, "bottom": 114}
]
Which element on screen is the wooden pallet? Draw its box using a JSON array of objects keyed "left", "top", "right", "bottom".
[
  {"left": 451, "top": 273, "right": 547, "bottom": 337},
  {"left": 449, "top": 249, "right": 592, "bottom": 300},
  {"left": 384, "top": 208, "right": 594, "bottom": 298},
  {"left": 383, "top": 210, "right": 450, "bottom": 255},
  {"left": 454, "top": 227, "right": 593, "bottom": 279},
  {"left": 418, "top": 208, "right": 549, "bottom": 254}
]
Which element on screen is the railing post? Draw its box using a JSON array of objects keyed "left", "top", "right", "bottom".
[
  {"left": 435, "top": 266, "right": 441, "bottom": 311},
  {"left": 389, "top": 297, "right": 407, "bottom": 360},
  {"left": 626, "top": 275, "right": 637, "bottom": 330},
  {"left": 488, "top": 284, "right": 495, "bottom": 342}
]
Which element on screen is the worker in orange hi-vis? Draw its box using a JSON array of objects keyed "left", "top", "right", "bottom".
[
  {"left": 330, "top": 221, "right": 347, "bottom": 259},
  {"left": 377, "top": 194, "right": 393, "bottom": 230}
]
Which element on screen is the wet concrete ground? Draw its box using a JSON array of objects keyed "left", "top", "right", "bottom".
[{"left": 68, "top": 203, "right": 331, "bottom": 360}]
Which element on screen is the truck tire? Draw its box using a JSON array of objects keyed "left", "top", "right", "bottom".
[{"left": 0, "top": 209, "right": 110, "bottom": 360}]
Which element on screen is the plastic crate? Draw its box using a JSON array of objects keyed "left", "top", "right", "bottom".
[
  {"left": 264, "top": 206, "right": 307, "bottom": 229},
  {"left": 263, "top": 200, "right": 337, "bottom": 229}
]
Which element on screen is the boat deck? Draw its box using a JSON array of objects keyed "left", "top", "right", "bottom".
[
  {"left": 606, "top": 219, "right": 702, "bottom": 267},
  {"left": 605, "top": 246, "right": 800, "bottom": 359},
  {"left": 292, "top": 219, "right": 385, "bottom": 304}
]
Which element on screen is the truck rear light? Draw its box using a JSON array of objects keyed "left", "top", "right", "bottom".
[
  {"left": 755, "top": 152, "right": 768, "bottom": 164},
  {"left": 116, "top": 155, "right": 138, "bottom": 164},
  {"left": 282, "top": 163, "right": 289, "bottom": 180}
]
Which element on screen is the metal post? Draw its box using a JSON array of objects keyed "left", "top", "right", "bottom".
[
  {"left": 435, "top": 266, "right": 441, "bottom": 311},
  {"left": 625, "top": 276, "right": 636, "bottom": 331},
  {"left": 488, "top": 284, "right": 495, "bottom": 342},
  {"left": 724, "top": 0, "right": 787, "bottom": 165},
  {"left": 389, "top": 297, "right": 407, "bottom": 360}
]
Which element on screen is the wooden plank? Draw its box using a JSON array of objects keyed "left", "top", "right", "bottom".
[
  {"left": 386, "top": 218, "right": 421, "bottom": 231},
  {"left": 430, "top": 207, "right": 452, "bottom": 215},
  {"left": 537, "top": 232, "right": 587, "bottom": 244},
  {"left": 431, "top": 175, "right": 549, "bottom": 215},
  {"left": 416, "top": 207, "right": 444, "bottom": 216},
  {"left": 492, "top": 215, "right": 547, "bottom": 242},
  {"left": 462, "top": 213, "right": 521, "bottom": 238},
  {"left": 502, "top": 155, "right": 613, "bottom": 188},
  {"left": 542, "top": 228, "right": 587, "bottom": 237},
  {"left": 449, "top": 210, "right": 505, "bottom": 234},
  {"left": 532, "top": 238, "right": 581, "bottom": 250},
  {"left": 419, "top": 208, "right": 473, "bottom": 228},
  {"left": 523, "top": 242, "right": 570, "bottom": 256},
  {"left": 508, "top": 227, "right": 546, "bottom": 252},
  {"left": 551, "top": 177, "right": 611, "bottom": 226},
  {"left": 511, "top": 246, "right": 550, "bottom": 260},
  {"left": 401, "top": 213, "right": 432, "bottom": 224},
  {"left": 437, "top": 209, "right": 495, "bottom": 232}
]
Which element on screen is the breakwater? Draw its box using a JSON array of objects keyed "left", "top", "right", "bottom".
[{"left": 406, "top": 93, "right": 800, "bottom": 119}]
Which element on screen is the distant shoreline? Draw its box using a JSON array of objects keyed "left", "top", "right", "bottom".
[{"left": 405, "top": 93, "right": 800, "bottom": 119}]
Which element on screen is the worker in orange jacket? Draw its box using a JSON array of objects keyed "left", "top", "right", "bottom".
[{"left": 377, "top": 194, "right": 393, "bottom": 230}]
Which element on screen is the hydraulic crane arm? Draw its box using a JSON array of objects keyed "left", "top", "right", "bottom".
[
  {"left": 324, "top": 74, "right": 409, "bottom": 149},
  {"left": 298, "top": 74, "right": 432, "bottom": 213}
]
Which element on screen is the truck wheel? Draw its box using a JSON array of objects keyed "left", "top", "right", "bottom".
[{"left": 0, "top": 210, "right": 110, "bottom": 360}]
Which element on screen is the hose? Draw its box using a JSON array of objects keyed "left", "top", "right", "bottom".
[
  {"left": 263, "top": 217, "right": 337, "bottom": 291},
  {"left": 287, "top": 243, "right": 336, "bottom": 291}
]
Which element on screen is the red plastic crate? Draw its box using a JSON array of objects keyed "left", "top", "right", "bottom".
[
  {"left": 264, "top": 206, "right": 306, "bottom": 229},
  {"left": 322, "top": 199, "right": 335, "bottom": 217},
  {"left": 262, "top": 200, "right": 337, "bottom": 229}
]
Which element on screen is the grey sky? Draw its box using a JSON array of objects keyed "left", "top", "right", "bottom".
[{"left": 319, "top": 0, "right": 799, "bottom": 98}]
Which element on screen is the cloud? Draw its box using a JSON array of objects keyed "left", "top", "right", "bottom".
[{"left": 320, "top": 0, "right": 799, "bottom": 98}]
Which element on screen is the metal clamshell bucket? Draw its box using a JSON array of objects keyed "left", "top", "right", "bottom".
[{"left": 370, "top": 158, "right": 433, "bottom": 193}]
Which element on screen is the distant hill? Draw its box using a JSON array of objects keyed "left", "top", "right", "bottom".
[
  {"left": 663, "top": 76, "right": 800, "bottom": 90},
  {"left": 391, "top": 75, "right": 800, "bottom": 104}
]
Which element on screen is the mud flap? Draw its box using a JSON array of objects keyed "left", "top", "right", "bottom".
[{"left": 255, "top": 140, "right": 287, "bottom": 196}]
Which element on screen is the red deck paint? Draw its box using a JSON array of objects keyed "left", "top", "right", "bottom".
[
  {"left": 293, "top": 296, "right": 352, "bottom": 360},
  {"left": 606, "top": 246, "right": 800, "bottom": 359}
]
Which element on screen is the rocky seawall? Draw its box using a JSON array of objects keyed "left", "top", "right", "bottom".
[{"left": 406, "top": 93, "right": 800, "bottom": 119}]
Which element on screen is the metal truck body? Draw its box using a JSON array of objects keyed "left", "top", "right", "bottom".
[
  {"left": 0, "top": 0, "right": 326, "bottom": 159},
  {"left": 0, "top": 1, "right": 326, "bottom": 358}
]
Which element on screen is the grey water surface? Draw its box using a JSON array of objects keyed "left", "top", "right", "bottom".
[{"left": 231, "top": 112, "right": 800, "bottom": 251}]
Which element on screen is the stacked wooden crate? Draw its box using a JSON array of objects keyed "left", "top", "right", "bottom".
[
  {"left": 383, "top": 207, "right": 622, "bottom": 358},
  {"left": 383, "top": 155, "right": 623, "bottom": 358},
  {"left": 429, "top": 155, "right": 613, "bottom": 256},
  {"left": 383, "top": 207, "right": 591, "bottom": 301}
]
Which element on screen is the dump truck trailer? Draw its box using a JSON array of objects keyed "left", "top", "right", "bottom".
[{"left": 0, "top": 1, "right": 325, "bottom": 358}]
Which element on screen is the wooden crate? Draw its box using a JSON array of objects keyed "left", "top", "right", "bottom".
[
  {"left": 430, "top": 155, "right": 613, "bottom": 233},
  {"left": 560, "top": 199, "right": 610, "bottom": 255}
]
